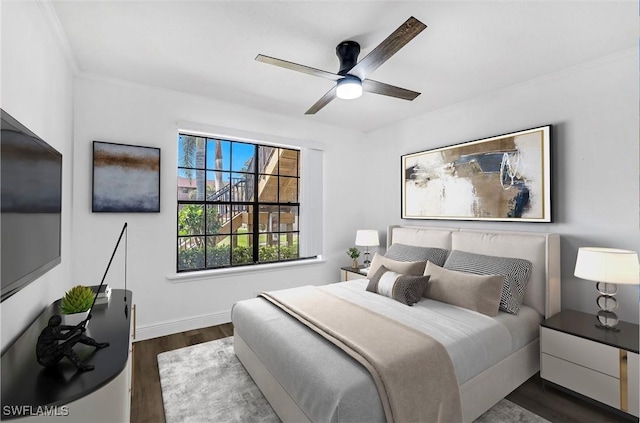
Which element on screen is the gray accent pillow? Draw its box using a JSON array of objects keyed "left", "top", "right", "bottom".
[
  {"left": 443, "top": 250, "right": 533, "bottom": 315},
  {"left": 366, "top": 265, "right": 430, "bottom": 306},
  {"left": 368, "top": 253, "right": 426, "bottom": 277},
  {"left": 423, "top": 262, "right": 503, "bottom": 317},
  {"left": 385, "top": 244, "right": 449, "bottom": 266}
]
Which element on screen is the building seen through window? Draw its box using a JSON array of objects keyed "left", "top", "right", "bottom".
[{"left": 177, "top": 134, "right": 300, "bottom": 271}]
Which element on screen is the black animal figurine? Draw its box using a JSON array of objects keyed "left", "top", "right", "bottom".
[{"left": 35, "top": 315, "right": 109, "bottom": 371}]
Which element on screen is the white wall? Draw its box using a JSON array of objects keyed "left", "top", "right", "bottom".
[
  {"left": 1, "top": 1, "right": 75, "bottom": 351},
  {"left": 4, "top": 2, "right": 637, "bottom": 350},
  {"left": 364, "top": 49, "right": 640, "bottom": 323},
  {"left": 72, "top": 76, "right": 364, "bottom": 340}
]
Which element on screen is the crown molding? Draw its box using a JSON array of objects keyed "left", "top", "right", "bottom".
[{"left": 36, "top": 0, "right": 79, "bottom": 73}]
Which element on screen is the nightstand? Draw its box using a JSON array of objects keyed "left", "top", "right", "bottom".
[
  {"left": 340, "top": 266, "right": 369, "bottom": 281},
  {"left": 540, "top": 309, "right": 639, "bottom": 420}
]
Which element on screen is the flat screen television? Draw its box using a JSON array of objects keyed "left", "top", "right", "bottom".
[{"left": 1, "top": 109, "right": 62, "bottom": 302}]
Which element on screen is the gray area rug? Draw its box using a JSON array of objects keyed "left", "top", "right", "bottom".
[{"left": 158, "top": 337, "right": 550, "bottom": 423}]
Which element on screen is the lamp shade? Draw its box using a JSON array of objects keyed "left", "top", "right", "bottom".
[
  {"left": 574, "top": 247, "right": 640, "bottom": 285},
  {"left": 355, "top": 230, "right": 379, "bottom": 247}
]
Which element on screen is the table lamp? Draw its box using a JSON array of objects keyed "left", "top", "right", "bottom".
[
  {"left": 355, "top": 230, "right": 379, "bottom": 268},
  {"left": 574, "top": 247, "right": 639, "bottom": 331}
]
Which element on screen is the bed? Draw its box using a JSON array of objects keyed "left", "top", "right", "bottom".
[{"left": 232, "top": 226, "right": 561, "bottom": 422}]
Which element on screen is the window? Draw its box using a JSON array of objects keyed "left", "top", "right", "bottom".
[{"left": 177, "top": 134, "right": 301, "bottom": 272}]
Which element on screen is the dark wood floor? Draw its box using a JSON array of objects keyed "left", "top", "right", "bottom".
[
  {"left": 131, "top": 324, "right": 629, "bottom": 423},
  {"left": 505, "top": 375, "right": 629, "bottom": 423},
  {"left": 131, "top": 323, "right": 234, "bottom": 423}
]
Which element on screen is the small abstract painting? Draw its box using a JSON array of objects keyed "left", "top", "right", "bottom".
[
  {"left": 402, "top": 126, "right": 551, "bottom": 222},
  {"left": 93, "top": 141, "right": 161, "bottom": 212}
]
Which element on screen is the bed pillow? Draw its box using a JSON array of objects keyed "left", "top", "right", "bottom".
[
  {"left": 385, "top": 243, "right": 448, "bottom": 266},
  {"left": 443, "top": 250, "right": 532, "bottom": 315},
  {"left": 366, "top": 265, "right": 430, "bottom": 306},
  {"left": 423, "top": 262, "right": 503, "bottom": 317},
  {"left": 368, "top": 253, "right": 426, "bottom": 276}
]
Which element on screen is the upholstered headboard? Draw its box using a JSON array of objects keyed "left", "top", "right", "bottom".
[{"left": 387, "top": 225, "right": 561, "bottom": 318}]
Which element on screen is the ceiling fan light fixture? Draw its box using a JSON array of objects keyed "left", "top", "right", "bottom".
[{"left": 336, "top": 76, "right": 362, "bottom": 100}]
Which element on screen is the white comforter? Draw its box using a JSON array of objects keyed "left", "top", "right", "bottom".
[
  {"left": 232, "top": 280, "right": 542, "bottom": 423},
  {"left": 320, "top": 279, "right": 541, "bottom": 384}
]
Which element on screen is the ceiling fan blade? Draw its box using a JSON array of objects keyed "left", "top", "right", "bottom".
[
  {"left": 349, "top": 16, "right": 426, "bottom": 80},
  {"left": 255, "top": 54, "right": 341, "bottom": 81},
  {"left": 305, "top": 86, "right": 338, "bottom": 114},
  {"left": 362, "top": 79, "right": 420, "bottom": 101}
]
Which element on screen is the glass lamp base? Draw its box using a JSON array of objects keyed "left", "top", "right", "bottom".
[
  {"left": 363, "top": 249, "right": 371, "bottom": 268},
  {"left": 593, "top": 282, "right": 620, "bottom": 331},
  {"left": 595, "top": 310, "right": 621, "bottom": 331}
]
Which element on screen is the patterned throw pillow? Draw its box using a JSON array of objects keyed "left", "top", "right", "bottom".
[
  {"left": 366, "top": 265, "right": 430, "bottom": 306},
  {"left": 385, "top": 244, "right": 449, "bottom": 266},
  {"left": 443, "top": 250, "right": 532, "bottom": 315}
]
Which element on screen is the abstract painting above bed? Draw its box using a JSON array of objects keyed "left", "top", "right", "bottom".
[{"left": 401, "top": 125, "right": 551, "bottom": 222}]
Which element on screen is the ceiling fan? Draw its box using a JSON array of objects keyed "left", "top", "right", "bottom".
[{"left": 255, "top": 16, "right": 427, "bottom": 114}]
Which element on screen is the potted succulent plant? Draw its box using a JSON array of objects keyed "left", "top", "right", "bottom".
[
  {"left": 347, "top": 247, "right": 361, "bottom": 269},
  {"left": 60, "top": 285, "right": 94, "bottom": 326}
]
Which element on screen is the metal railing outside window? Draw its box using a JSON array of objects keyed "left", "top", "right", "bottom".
[{"left": 177, "top": 134, "right": 301, "bottom": 272}]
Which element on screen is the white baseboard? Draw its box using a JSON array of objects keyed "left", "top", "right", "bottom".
[{"left": 134, "top": 310, "right": 231, "bottom": 342}]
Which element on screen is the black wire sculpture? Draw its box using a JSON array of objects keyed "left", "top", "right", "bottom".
[{"left": 35, "top": 223, "right": 128, "bottom": 372}]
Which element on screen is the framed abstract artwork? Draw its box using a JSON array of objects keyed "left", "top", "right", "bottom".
[
  {"left": 401, "top": 125, "right": 551, "bottom": 222},
  {"left": 92, "top": 141, "right": 161, "bottom": 212}
]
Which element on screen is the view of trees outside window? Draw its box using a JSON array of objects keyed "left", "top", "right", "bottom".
[{"left": 177, "top": 134, "right": 300, "bottom": 271}]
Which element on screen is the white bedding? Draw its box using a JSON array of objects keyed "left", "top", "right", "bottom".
[
  {"left": 319, "top": 279, "right": 542, "bottom": 384},
  {"left": 234, "top": 227, "right": 560, "bottom": 422},
  {"left": 233, "top": 280, "right": 543, "bottom": 422}
]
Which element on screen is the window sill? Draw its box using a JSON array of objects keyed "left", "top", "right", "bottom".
[{"left": 166, "top": 257, "right": 326, "bottom": 283}]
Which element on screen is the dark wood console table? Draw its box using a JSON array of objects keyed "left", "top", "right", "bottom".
[{"left": 1, "top": 289, "right": 133, "bottom": 421}]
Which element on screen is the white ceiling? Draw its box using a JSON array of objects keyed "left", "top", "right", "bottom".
[{"left": 50, "top": 1, "right": 637, "bottom": 133}]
